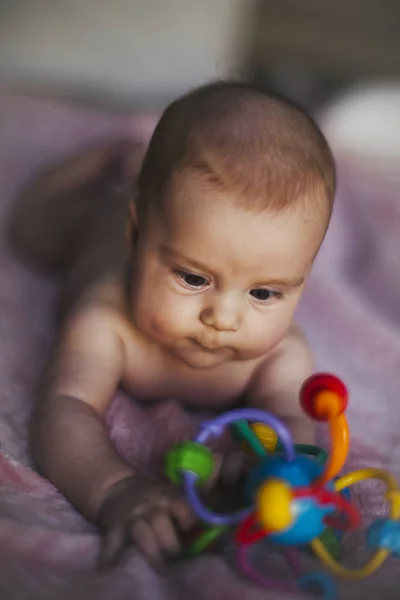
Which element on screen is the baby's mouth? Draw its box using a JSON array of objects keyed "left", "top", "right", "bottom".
[{"left": 191, "top": 338, "right": 222, "bottom": 352}]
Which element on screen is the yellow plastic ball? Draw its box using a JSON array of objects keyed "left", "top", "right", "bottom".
[
  {"left": 256, "top": 478, "right": 293, "bottom": 532},
  {"left": 242, "top": 423, "right": 278, "bottom": 455},
  {"left": 251, "top": 423, "right": 278, "bottom": 452}
]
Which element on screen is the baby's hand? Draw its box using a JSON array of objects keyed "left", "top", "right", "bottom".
[{"left": 97, "top": 475, "right": 195, "bottom": 571}]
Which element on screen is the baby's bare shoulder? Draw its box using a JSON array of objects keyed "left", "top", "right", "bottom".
[
  {"left": 49, "top": 281, "right": 146, "bottom": 413},
  {"left": 62, "top": 273, "right": 150, "bottom": 369},
  {"left": 255, "top": 326, "right": 312, "bottom": 386}
]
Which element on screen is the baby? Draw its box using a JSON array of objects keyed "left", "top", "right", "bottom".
[{"left": 10, "top": 81, "right": 335, "bottom": 571}]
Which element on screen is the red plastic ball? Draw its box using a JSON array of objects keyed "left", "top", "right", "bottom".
[{"left": 300, "top": 373, "right": 348, "bottom": 421}]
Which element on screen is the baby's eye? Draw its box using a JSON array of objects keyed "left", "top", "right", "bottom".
[
  {"left": 250, "top": 288, "right": 283, "bottom": 303},
  {"left": 174, "top": 269, "right": 209, "bottom": 289}
]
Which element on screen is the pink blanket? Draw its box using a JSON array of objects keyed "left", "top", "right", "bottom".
[{"left": 0, "top": 90, "right": 399, "bottom": 599}]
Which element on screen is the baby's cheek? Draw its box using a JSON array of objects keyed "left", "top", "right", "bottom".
[
  {"left": 132, "top": 290, "right": 164, "bottom": 337},
  {"left": 247, "top": 312, "right": 293, "bottom": 354},
  {"left": 143, "top": 294, "right": 195, "bottom": 342},
  {"left": 163, "top": 296, "right": 197, "bottom": 337}
]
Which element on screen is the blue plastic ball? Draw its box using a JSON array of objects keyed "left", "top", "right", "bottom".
[
  {"left": 367, "top": 518, "right": 400, "bottom": 556},
  {"left": 243, "top": 455, "right": 336, "bottom": 546}
]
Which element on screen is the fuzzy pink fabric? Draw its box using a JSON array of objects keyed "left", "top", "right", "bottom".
[{"left": 0, "top": 90, "right": 399, "bottom": 599}]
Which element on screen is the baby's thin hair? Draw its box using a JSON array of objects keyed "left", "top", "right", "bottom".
[{"left": 137, "top": 80, "right": 335, "bottom": 219}]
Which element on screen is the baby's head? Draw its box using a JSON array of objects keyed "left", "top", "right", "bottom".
[{"left": 129, "top": 81, "right": 335, "bottom": 368}]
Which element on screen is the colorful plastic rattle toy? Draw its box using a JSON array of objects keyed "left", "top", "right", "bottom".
[{"left": 165, "top": 373, "right": 400, "bottom": 599}]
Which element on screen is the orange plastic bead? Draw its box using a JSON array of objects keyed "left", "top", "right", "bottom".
[{"left": 301, "top": 373, "right": 348, "bottom": 422}]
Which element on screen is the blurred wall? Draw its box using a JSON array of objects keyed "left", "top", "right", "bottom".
[
  {"left": 249, "top": 0, "right": 400, "bottom": 106},
  {"left": 0, "top": 0, "right": 253, "bottom": 106}
]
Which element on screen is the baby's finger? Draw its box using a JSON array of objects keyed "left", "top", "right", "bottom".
[
  {"left": 170, "top": 498, "right": 196, "bottom": 531},
  {"left": 98, "top": 521, "right": 126, "bottom": 571},
  {"left": 131, "top": 519, "right": 165, "bottom": 572},
  {"left": 150, "top": 511, "right": 181, "bottom": 557}
]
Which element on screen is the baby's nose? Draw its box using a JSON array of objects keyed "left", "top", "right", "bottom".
[{"left": 200, "top": 293, "right": 243, "bottom": 332}]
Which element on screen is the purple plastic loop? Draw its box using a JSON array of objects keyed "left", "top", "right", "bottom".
[
  {"left": 236, "top": 545, "right": 302, "bottom": 591},
  {"left": 237, "top": 546, "right": 337, "bottom": 599},
  {"left": 199, "top": 422, "right": 224, "bottom": 437},
  {"left": 183, "top": 408, "right": 295, "bottom": 525}
]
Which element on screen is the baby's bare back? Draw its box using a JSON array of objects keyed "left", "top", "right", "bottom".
[{"left": 10, "top": 140, "right": 141, "bottom": 318}]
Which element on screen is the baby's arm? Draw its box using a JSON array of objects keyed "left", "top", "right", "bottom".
[
  {"left": 31, "top": 307, "right": 192, "bottom": 570},
  {"left": 246, "top": 329, "right": 315, "bottom": 444}
]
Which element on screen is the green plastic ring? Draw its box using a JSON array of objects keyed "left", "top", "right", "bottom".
[
  {"left": 165, "top": 441, "right": 215, "bottom": 485},
  {"left": 230, "top": 420, "right": 268, "bottom": 458},
  {"left": 294, "top": 443, "right": 328, "bottom": 465},
  {"left": 231, "top": 421, "right": 327, "bottom": 466},
  {"left": 304, "top": 526, "right": 342, "bottom": 561},
  {"left": 187, "top": 525, "right": 228, "bottom": 556}
]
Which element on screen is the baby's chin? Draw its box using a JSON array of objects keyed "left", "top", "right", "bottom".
[{"left": 169, "top": 342, "right": 266, "bottom": 369}]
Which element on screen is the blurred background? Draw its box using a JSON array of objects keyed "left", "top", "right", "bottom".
[
  {"left": 0, "top": 0, "right": 399, "bottom": 110},
  {"left": 0, "top": 0, "right": 251, "bottom": 109}
]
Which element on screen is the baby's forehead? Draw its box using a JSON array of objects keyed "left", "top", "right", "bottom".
[
  {"left": 155, "top": 185, "right": 323, "bottom": 276},
  {"left": 163, "top": 168, "right": 327, "bottom": 228}
]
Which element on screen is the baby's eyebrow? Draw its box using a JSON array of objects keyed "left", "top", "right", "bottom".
[
  {"left": 257, "top": 276, "right": 305, "bottom": 289},
  {"left": 161, "top": 245, "right": 305, "bottom": 289},
  {"left": 160, "top": 245, "right": 219, "bottom": 276}
]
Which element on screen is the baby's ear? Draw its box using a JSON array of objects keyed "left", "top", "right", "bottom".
[
  {"left": 129, "top": 201, "right": 138, "bottom": 227},
  {"left": 126, "top": 201, "right": 139, "bottom": 246}
]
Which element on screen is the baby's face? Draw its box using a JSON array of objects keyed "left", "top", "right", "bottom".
[{"left": 130, "top": 174, "right": 325, "bottom": 369}]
